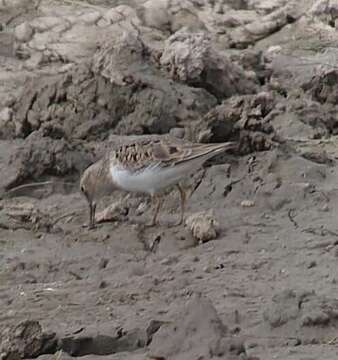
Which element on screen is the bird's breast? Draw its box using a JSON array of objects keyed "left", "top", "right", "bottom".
[{"left": 110, "top": 163, "right": 189, "bottom": 195}]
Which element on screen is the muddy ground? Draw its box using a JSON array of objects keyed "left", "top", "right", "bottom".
[{"left": 1, "top": 0, "right": 338, "bottom": 359}]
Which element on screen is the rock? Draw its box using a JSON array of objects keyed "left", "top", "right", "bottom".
[
  {"left": 241, "top": 200, "right": 255, "bottom": 207},
  {"left": 148, "top": 293, "right": 247, "bottom": 360},
  {"left": 228, "top": 4, "right": 297, "bottom": 48},
  {"left": 303, "top": 69, "right": 338, "bottom": 105},
  {"left": 160, "top": 29, "right": 258, "bottom": 100},
  {"left": 195, "top": 91, "right": 277, "bottom": 153},
  {"left": 92, "top": 25, "right": 152, "bottom": 86},
  {"left": 58, "top": 327, "right": 147, "bottom": 356},
  {"left": 14, "top": 22, "right": 34, "bottom": 42},
  {"left": 185, "top": 210, "right": 220, "bottom": 244},
  {"left": 0, "top": 320, "right": 57, "bottom": 359},
  {"left": 141, "top": 0, "right": 172, "bottom": 32}
]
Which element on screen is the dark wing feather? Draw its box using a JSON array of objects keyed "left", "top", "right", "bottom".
[{"left": 107, "top": 135, "right": 235, "bottom": 171}]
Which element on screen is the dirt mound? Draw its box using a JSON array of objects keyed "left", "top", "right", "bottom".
[
  {"left": 149, "top": 294, "right": 251, "bottom": 360},
  {"left": 159, "top": 29, "right": 258, "bottom": 100},
  {"left": 3, "top": 131, "right": 93, "bottom": 191},
  {"left": 13, "top": 63, "right": 216, "bottom": 142}
]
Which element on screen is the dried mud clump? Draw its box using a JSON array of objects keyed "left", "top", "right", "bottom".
[
  {"left": 13, "top": 31, "right": 217, "bottom": 142},
  {"left": 186, "top": 210, "right": 220, "bottom": 244},
  {"left": 0, "top": 320, "right": 57, "bottom": 359},
  {"left": 303, "top": 69, "right": 338, "bottom": 105},
  {"left": 160, "top": 30, "right": 258, "bottom": 100},
  {"left": 195, "top": 91, "right": 279, "bottom": 153}
]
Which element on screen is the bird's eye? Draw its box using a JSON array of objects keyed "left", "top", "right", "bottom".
[{"left": 81, "top": 185, "right": 85, "bottom": 193}]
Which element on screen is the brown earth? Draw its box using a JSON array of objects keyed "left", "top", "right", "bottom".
[{"left": 1, "top": 1, "right": 338, "bottom": 359}]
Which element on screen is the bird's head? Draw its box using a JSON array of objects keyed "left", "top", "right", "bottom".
[{"left": 80, "top": 160, "right": 114, "bottom": 228}]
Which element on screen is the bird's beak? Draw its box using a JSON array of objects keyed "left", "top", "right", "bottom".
[{"left": 88, "top": 201, "right": 96, "bottom": 229}]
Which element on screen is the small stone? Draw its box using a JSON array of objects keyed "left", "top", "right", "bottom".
[
  {"left": 15, "top": 22, "right": 34, "bottom": 42},
  {"left": 240, "top": 200, "right": 255, "bottom": 207}
]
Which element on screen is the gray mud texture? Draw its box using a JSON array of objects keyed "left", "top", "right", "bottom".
[{"left": 1, "top": 0, "right": 338, "bottom": 359}]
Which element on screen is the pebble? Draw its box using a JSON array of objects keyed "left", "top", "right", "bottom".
[{"left": 240, "top": 200, "right": 255, "bottom": 207}]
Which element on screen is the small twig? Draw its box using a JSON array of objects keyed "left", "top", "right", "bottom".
[
  {"left": 5, "top": 181, "right": 75, "bottom": 196},
  {"left": 189, "top": 169, "right": 207, "bottom": 198},
  {"left": 287, "top": 208, "right": 298, "bottom": 228}
]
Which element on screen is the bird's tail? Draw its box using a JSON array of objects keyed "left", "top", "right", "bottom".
[{"left": 176, "top": 141, "right": 237, "bottom": 165}]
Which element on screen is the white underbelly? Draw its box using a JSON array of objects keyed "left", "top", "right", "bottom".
[{"left": 110, "top": 163, "right": 192, "bottom": 195}]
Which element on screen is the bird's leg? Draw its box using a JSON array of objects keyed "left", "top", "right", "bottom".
[
  {"left": 176, "top": 183, "right": 186, "bottom": 226},
  {"left": 149, "top": 194, "right": 163, "bottom": 227},
  {"left": 88, "top": 202, "right": 97, "bottom": 229}
]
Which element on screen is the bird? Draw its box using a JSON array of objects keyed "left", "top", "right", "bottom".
[{"left": 80, "top": 134, "right": 236, "bottom": 229}]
